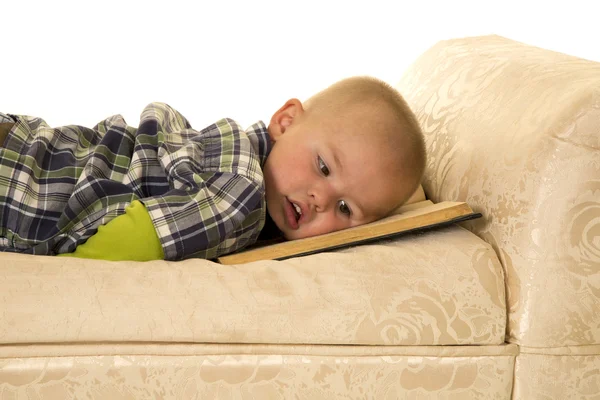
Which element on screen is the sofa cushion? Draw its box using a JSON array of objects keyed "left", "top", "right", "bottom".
[{"left": 0, "top": 225, "right": 505, "bottom": 346}]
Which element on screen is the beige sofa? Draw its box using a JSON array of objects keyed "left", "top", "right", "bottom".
[{"left": 1, "top": 35, "right": 598, "bottom": 399}]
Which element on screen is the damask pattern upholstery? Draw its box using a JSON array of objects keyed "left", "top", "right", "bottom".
[
  {"left": 514, "top": 346, "right": 600, "bottom": 399},
  {"left": 0, "top": 345, "right": 517, "bottom": 399},
  {"left": 397, "top": 35, "right": 600, "bottom": 348},
  {"left": 1, "top": 225, "right": 504, "bottom": 346},
  {"left": 1, "top": 221, "right": 510, "bottom": 397}
]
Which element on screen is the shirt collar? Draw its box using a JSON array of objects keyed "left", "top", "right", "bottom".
[{"left": 245, "top": 121, "right": 272, "bottom": 167}]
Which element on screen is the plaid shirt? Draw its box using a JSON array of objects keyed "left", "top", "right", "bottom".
[{"left": 0, "top": 103, "right": 271, "bottom": 260}]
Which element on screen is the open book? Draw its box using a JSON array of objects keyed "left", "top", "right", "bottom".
[{"left": 217, "top": 200, "right": 482, "bottom": 265}]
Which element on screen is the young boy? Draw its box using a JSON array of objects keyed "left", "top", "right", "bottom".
[{"left": 0, "top": 76, "right": 426, "bottom": 261}]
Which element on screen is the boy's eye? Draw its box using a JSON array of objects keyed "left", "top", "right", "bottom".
[
  {"left": 318, "top": 157, "right": 330, "bottom": 176},
  {"left": 338, "top": 200, "right": 351, "bottom": 216}
]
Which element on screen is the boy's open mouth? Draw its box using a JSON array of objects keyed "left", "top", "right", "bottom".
[{"left": 285, "top": 198, "right": 303, "bottom": 228}]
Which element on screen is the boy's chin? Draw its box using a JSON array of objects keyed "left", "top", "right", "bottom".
[
  {"left": 282, "top": 230, "right": 301, "bottom": 241},
  {"left": 275, "top": 224, "right": 305, "bottom": 241},
  {"left": 272, "top": 217, "right": 333, "bottom": 240},
  {"left": 281, "top": 227, "right": 324, "bottom": 241},
  {"left": 275, "top": 225, "right": 298, "bottom": 240}
]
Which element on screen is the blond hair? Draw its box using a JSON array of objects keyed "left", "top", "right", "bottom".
[{"left": 304, "top": 76, "right": 426, "bottom": 205}]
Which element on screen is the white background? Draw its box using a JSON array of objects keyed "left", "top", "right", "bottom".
[{"left": 2, "top": 0, "right": 598, "bottom": 128}]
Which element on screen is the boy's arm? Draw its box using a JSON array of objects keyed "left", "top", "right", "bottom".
[
  {"left": 144, "top": 172, "right": 265, "bottom": 261},
  {"left": 140, "top": 118, "right": 267, "bottom": 261},
  {"left": 58, "top": 200, "right": 164, "bottom": 261}
]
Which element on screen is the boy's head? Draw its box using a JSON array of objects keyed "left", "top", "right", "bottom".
[{"left": 263, "top": 76, "right": 426, "bottom": 240}]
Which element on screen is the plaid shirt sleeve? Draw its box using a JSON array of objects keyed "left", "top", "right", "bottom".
[{"left": 139, "top": 105, "right": 268, "bottom": 260}]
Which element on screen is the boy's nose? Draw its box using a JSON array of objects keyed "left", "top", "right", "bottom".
[{"left": 308, "top": 183, "right": 336, "bottom": 212}]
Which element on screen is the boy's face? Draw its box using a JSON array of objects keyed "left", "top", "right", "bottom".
[{"left": 263, "top": 99, "right": 406, "bottom": 240}]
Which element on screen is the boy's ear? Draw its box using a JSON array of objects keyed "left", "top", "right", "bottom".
[{"left": 268, "top": 98, "right": 304, "bottom": 141}]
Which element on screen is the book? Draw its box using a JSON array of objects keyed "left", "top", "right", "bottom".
[{"left": 217, "top": 200, "right": 482, "bottom": 265}]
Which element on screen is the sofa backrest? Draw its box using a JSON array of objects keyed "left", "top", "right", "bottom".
[{"left": 397, "top": 35, "right": 600, "bottom": 347}]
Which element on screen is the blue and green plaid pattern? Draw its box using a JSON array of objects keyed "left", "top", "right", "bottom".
[{"left": 0, "top": 103, "right": 271, "bottom": 260}]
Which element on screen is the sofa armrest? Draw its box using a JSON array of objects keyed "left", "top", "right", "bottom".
[{"left": 397, "top": 35, "right": 600, "bottom": 347}]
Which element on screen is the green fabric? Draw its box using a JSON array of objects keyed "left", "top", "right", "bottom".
[{"left": 58, "top": 200, "right": 164, "bottom": 261}]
